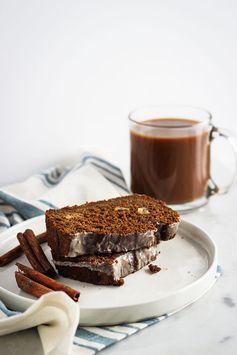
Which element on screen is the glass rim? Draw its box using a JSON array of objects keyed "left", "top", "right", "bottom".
[{"left": 128, "top": 104, "right": 212, "bottom": 129}]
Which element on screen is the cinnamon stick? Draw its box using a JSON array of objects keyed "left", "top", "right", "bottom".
[
  {"left": 0, "top": 232, "right": 47, "bottom": 267},
  {"left": 17, "top": 230, "right": 56, "bottom": 277},
  {"left": 17, "top": 232, "right": 46, "bottom": 273},
  {"left": 15, "top": 271, "right": 52, "bottom": 298},
  {"left": 16, "top": 262, "right": 80, "bottom": 301},
  {"left": 24, "top": 230, "right": 56, "bottom": 277}
]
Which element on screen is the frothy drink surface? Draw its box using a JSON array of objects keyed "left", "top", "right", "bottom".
[{"left": 130, "top": 118, "right": 210, "bottom": 204}]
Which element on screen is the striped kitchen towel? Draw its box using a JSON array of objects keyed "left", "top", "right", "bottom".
[
  {"left": 0, "top": 152, "right": 129, "bottom": 232},
  {"left": 0, "top": 153, "right": 222, "bottom": 354}
]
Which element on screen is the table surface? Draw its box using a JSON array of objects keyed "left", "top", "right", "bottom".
[{"left": 101, "top": 187, "right": 237, "bottom": 355}]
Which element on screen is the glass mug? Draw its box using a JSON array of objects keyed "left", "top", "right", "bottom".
[{"left": 129, "top": 105, "right": 237, "bottom": 212}]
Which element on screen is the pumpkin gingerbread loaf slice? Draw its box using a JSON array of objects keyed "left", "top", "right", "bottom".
[
  {"left": 46, "top": 194, "right": 180, "bottom": 258},
  {"left": 53, "top": 244, "right": 159, "bottom": 286}
]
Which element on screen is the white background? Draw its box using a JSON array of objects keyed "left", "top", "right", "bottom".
[{"left": 1, "top": 0, "right": 237, "bottom": 186}]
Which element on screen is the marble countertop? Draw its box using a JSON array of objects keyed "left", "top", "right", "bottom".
[{"left": 102, "top": 187, "right": 237, "bottom": 355}]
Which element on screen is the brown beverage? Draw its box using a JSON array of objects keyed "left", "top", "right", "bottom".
[{"left": 130, "top": 118, "right": 210, "bottom": 204}]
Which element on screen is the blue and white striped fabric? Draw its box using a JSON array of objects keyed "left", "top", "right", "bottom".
[
  {"left": 0, "top": 153, "right": 222, "bottom": 354},
  {"left": 0, "top": 153, "right": 129, "bottom": 233},
  {"left": 72, "top": 317, "right": 167, "bottom": 354}
]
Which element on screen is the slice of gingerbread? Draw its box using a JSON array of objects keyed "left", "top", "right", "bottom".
[
  {"left": 53, "top": 244, "right": 159, "bottom": 286},
  {"left": 46, "top": 194, "right": 180, "bottom": 258}
]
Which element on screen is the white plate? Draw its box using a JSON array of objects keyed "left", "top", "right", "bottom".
[{"left": 0, "top": 216, "right": 217, "bottom": 326}]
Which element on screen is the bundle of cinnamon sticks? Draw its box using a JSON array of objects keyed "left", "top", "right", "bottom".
[
  {"left": 0, "top": 229, "right": 80, "bottom": 302},
  {"left": 0, "top": 231, "right": 47, "bottom": 267},
  {"left": 17, "top": 229, "right": 56, "bottom": 277}
]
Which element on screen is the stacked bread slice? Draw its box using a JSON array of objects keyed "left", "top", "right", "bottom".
[{"left": 46, "top": 194, "right": 180, "bottom": 286}]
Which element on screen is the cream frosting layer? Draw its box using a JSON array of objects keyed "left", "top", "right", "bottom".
[
  {"left": 54, "top": 245, "right": 159, "bottom": 281},
  {"left": 67, "top": 230, "right": 158, "bottom": 257}
]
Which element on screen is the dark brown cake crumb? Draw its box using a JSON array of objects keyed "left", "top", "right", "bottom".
[
  {"left": 117, "top": 278, "right": 125, "bottom": 286},
  {"left": 148, "top": 264, "right": 161, "bottom": 273}
]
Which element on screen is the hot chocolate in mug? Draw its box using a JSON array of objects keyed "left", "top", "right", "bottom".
[{"left": 129, "top": 105, "right": 237, "bottom": 212}]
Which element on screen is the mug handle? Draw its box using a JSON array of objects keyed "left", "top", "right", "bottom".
[{"left": 207, "top": 125, "right": 237, "bottom": 197}]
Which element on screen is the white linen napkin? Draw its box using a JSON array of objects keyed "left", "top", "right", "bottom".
[{"left": 0, "top": 292, "right": 79, "bottom": 355}]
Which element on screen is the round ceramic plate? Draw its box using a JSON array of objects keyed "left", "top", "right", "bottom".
[{"left": 0, "top": 216, "right": 217, "bottom": 326}]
